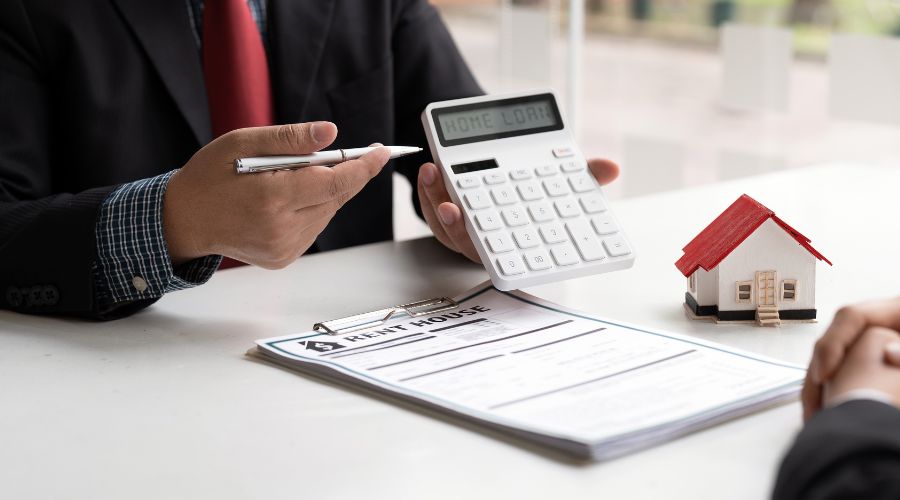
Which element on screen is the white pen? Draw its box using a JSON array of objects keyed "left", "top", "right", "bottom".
[{"left": 235, "top": 146, "right": 423, "bottom": 174}]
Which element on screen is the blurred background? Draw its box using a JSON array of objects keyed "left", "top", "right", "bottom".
[{"left": 395, "top": 0, "right": 900, "bottom": 239}]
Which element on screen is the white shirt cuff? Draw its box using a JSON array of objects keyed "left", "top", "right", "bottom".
[{"left": 827, "top": 388, "right": 895, "bottom": 409}]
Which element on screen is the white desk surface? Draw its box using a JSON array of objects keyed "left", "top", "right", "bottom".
[{"left": 2, "top": 164, "right": 898, "bottom": 500}]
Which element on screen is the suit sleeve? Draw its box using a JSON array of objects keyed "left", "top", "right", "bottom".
[
  {"left": 389, "top": 0, "right": 483, "bottom": 219},
  {"left": 0, "top": 1, "right": 218, "bottom": 319},
  {"left": 773, "top": 400, "right": 900, "bottom": 500},
  {"left": 0, "top": 0, "right": 120, "bottom": 316}
]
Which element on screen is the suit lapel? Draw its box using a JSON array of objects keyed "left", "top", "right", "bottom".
[
  {"left": 111, "top": 0, "right": 212, "bottom": 146},
  {"left": 268, "top": 0, "right": 337, "bottom": 123}
]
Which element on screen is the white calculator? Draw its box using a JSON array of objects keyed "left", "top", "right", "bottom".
[{"left": 421, "top": 90, "right": 635, "bottom": 291}]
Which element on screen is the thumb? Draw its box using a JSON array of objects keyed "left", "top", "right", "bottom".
[
  {"left": 236, "top": 121, "right": 339, "bottom": 156},
  {"left": 588, "top": 158, "right": 620, "bottom": 186},
  {"left": 885, "top": 342, "right": 900, "bottom": 366}
]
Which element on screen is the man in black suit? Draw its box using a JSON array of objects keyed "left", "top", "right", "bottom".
[
  {"left": 0, "top": 0, "right": 622, "bottom": 319},
  {"left": 774, "top": 297, "right": 900, "bottom": 499}
]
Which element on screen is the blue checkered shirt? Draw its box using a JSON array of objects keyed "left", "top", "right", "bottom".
[{"left": 93, "top": 0, "right": 267, "bottom": 310}]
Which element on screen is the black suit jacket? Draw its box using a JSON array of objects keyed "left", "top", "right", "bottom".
[
  {"left": 773, "top": 400, "right": 900, "bottom": 499},
  {"left": 0, "top": 0, "right": 481, "bottom": 318}
]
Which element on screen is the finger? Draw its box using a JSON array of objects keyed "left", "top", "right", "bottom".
[
  {"left": 810, "top": 298, "right": 900, "bottom": 384},
  {"left": 852, "top": 297, "right": 900, "bottom": 331},
  {"left": 230, "top": 121, "right": 339, "bottom": 157},
  {"left": 292, "top": 216, "right": 332, "bottom": 260},
  {"left": 800, "top": 369, "right": 822, "bottom": 422},
  {"left": 286, "top": 146, "right": 391, "bottom": 209},
  {"left": 862, "top": 325, "right": 900, "bottom": 345},
  {"left": 327, "top": 145, "right": 391, "bottom": 205},
  {"left": 294, "top": 196, "right": 341, "bottom": 226},
  {"left": 436, "top": 202, "right": 481, "bottom": 263},
  {"left": 807, "top": 326, "right": 900, "bottom": 420},
  {"left": 420, "top": 164, "right": 481, "bottom": 262},
  {"left": 417, "top": 163, "right": 457, "bottom": 252},
  {"left": 886, "top": 341, "right": 900, "bottom": 366},
  {"left": 855, "top": 326, "right": 900, "bottom": 363},
  {"left": 587, "top": 158, "right": 621, "bottom": 186},
  {"left": 252, "top": 214, "right": 334, "bottom": 270},
  {"left": 810, "top": 306, "right": 867, "bottom": 384}
]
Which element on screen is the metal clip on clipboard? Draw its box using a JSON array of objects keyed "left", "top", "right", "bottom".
[{"left": 313, "top": 297, "right": 460, "bottom": 336}]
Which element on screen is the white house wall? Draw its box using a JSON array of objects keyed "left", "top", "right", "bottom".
[
  {"left": 717, "top": 219, "right": 817, "bottom": 311},
  {"left": 691, "top": 267, "right": 719, "bottom": 306}
]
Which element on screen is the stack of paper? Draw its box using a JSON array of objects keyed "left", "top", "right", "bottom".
[{"left": 251, "top": 283, "right": 804, "bottom": 461}]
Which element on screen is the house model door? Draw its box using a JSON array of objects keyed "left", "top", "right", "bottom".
[{"left": 756, "top": 271, "right": 776, "bottom": 306}]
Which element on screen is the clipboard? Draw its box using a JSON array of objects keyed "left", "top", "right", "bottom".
[
  {"left": 254, "top": 281, "right": 807, "bottom": 462},
  {"left": 312, "top": 296, "right": 459, "bottom": 336}
]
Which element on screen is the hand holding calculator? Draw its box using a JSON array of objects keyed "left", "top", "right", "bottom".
[{"left": 421, "top": 90, "right": 635, "bottom": 291}]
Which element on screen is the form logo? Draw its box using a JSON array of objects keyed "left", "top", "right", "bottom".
[{"left": 300, "top": 341, "right": 346, "bottom": 352}]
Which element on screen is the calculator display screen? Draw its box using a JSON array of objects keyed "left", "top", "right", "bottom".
[{"left": 432, "top": 93, "right": 563, "bottom": 147}]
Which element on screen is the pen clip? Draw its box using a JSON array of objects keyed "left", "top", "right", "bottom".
[{"left": 313, "top": 297, "right": 459, "bottom": 336}]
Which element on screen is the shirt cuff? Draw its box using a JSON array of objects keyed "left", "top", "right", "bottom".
[
  {"left": 94, "top": 170, "right": 222, "bottom": 307},
  {"left": 827, "top": 388, "right": 896, "bottom": 409}
]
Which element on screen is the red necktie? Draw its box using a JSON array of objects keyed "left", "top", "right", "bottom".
[{"left": 202, "top": 0, "right": 274, "bottom": 269}]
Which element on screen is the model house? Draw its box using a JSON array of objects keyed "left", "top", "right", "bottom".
[{"left": 675, "top": 194, "right": 831, "bottom": 326}]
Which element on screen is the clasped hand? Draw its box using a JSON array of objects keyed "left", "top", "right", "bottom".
[{"left": 803, "top": 297, "right": 900, "bottom": 420}]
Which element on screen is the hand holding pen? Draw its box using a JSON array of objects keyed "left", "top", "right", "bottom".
[{"left": 163, "top": 122, "right": 393, "bottom": 268}]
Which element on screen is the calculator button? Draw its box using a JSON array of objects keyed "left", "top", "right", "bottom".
[
  {"left": 510, "top": 168, "right": 533, "bottom": 180},
  {"left": 517, "top": 182, "right": 544, "bottom": 201},
  {"left": 528, "top": 203, "right": 555, "bottom": 222},
  {"left": 464, "top": 190, "right": 491, "bottom": 210},
  {"left": 554, "top": 199, "right": 580, "bottom": 218},
  {"left": 552, "top": 147, "right": 575, "bottom": 158},
  {"left": 501, "top": 207, "right": 529, "bottom": 227},
  {"left": 591, "top": 214, "right": 619, "bottom": 235},
  {"left": 550, "top": 244, "right": 579, "bottom": 266},
  {"left": 568, "top": 174, "right": 595, "bottom": 193},
  {"left": 486, "top": 233, "right": 514, "bottom": 253},
  {"left": 580, "top": 193, "right": 607, "bottom": 214},
  {"left": 497, "top": 255, "right": 526, "bottom": 276},
  {"left": 523, "top": 249, "right": 553, "bottom": 271},
  {"left": 512, "top": 227, "right": 540, "bottom": 249},
  {"left": 457, "top": 177, "right": 480, "bottom": 189},
  {"left": 490, "top": 186, "right": 517, "bottom": 206},
  {"left": 483, "top": 172, "right": 506, "bottom": 185},
  {"left": 543, "top": 178, "right": 570, "bottom": 197},
  {"left": 539, "top": 223, "right": 567, "bottom": 244},
  {"left": 560, "top": 161, "right": 583, "bottom": 173},
  {"left": 535, "top": 164, "right": 558, "bottom": 177},
  {"left": 566, "top": 220, "right": 607, "bottom": 262},
  {"left": 603, "top": 235, "right": 632, "bottom": 257},
  {"left": 475, "top": 210, "right": 503, "bottom": 231}
]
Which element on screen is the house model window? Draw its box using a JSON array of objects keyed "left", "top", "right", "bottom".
[
  {"left": 736, "top": 281, "right": 752, "bottom": 303},
  {"left": 689, "top": 274, "right": 696, "bottom": 292},
  {"left": 782, "top": 280, "right": 797, "bottom": 301}
]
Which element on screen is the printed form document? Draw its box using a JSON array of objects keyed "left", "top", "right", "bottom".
[{"left": 252, "top": 283, "right": 805, "bottom": 460}]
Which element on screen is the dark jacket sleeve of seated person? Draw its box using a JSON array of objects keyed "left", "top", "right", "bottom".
[
  {"left": 773, "top": 400, "right": 900, "bottom": 500},
  {"left": 0, "top": 0, "right": 482, "bottom": 319}
]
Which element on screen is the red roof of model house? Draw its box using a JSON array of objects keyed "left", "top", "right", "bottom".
[{"left": 675, "top": 194, "right": 832, "bottom": 277}]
